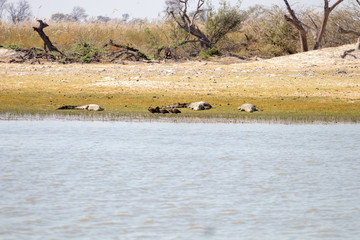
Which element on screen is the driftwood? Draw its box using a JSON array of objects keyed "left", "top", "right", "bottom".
[
  {"left": 33, "top": 20, "right": 64, "bottom": 56},
  {"left": 103, "top": 39, "right": 150, "bottom": 61}
]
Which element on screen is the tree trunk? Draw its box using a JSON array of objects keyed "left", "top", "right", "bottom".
[
  {"left": 33, "top": 20, "right": 63, "bottom": 55},
  {"left": 284, "top": 15, "right": 308, "bottom": 52},
  {"left": 313, "top": 5, "right": 330, "bottom": 50},
  {"left": 299, "top": 29, "right": 309, "bottom": 52},
  {"left": 314, "top": 0, "right": 344, "bottom": 50},
  {"left": 283, "top": 0, "right": 309, "bottom": 52}
]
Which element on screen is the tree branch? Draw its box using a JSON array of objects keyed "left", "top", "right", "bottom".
[
  {"left": 283, "top": 0, "right": 309, "bottom": 52},
  {"left": 283, "top": 0, "right": 301, "bottom": 24},
  {"left": 167, "top": 0, "right": 212, "bottom": 48},
  {"left": 338, "top": 26, "right": 360, "bottom": 36},
  {"left": 103, "top": 39, "right": 150, "bottom": 60},
  {"left": 191, "top": 0, "right": 205, "bottom": 26},
  {"left": 329, "top": 0, "right": 344, "bottom": 12}
]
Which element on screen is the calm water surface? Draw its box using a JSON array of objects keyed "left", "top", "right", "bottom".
[{"left": 0, "top": 121, "right": 360, "bottom": 240}]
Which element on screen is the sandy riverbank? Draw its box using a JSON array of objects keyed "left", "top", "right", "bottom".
[{"left": 1, "top": 44, "right": 359, "bottom": 123}]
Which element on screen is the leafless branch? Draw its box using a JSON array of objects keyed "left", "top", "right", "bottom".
[
  {"left": 329, "top": 0, "right": 344, "bottom": 12},
  {"left": 283, "top": 0, "right": 309, "bottom": 51},
  {"left": 191, "top": 0, "right": 205, "bottom": 26},
  {"left": 167, "top": 0, "right": 212, "bottom": 48},
  {"left": 306, "top": 15, "right": 319, "bottom": 40},
  {"left": 338, "top": 26, "right": 360, "bottom": 36}
]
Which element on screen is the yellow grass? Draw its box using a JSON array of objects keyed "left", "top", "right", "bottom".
[{"left": 0, "top": 20, "right": 171, "bottom": 57}]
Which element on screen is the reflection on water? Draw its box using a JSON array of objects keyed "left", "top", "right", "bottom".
[{"left": 1, "top": 121, "right": 360, "bottom": 239}]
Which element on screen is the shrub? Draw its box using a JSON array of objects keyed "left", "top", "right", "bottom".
[
  {"left": 71, "top": 41, "right": 99, "bottom": 63},
  {"left": 206, "top": 0, "right": 246, "bottom": 44},
  {"left": 199, "top": 47, "right": 221, "bottom": 59},
  {"left": 4, "top": 43, "right": 21, "bottom": 50}
]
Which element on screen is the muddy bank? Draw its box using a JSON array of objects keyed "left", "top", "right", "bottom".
[
  {"left": 1, "top": 44, "right": 359, "bottom": 121},
  {"left": 1, "top": 112, "right": 358, "bottom": 124}
]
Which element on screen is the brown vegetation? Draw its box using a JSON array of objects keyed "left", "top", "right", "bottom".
[{"left": 0, "top": 2, "right": 359, "bottom": 61}]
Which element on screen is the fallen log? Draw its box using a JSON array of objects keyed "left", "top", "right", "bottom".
[{"left": 103, "top": 39, "right": 150, "bottom": 61}]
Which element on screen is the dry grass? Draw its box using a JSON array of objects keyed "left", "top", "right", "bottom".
[
  {"left": 1, "top": 44, "right": 360, "bottom": 123},
  {"left": 0, "top": 20, "right": 169, "bottom": 58}
]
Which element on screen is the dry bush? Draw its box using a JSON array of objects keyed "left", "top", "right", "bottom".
[
  {"left": 0, "top": 3, "right": 359, "bottom": 59},
  {"left": 295, "top": 3, "right": 360, "bottom": 49},
  {"left": 239, "top": 5, "right": 299, "bottom": 57},
  {"left": 326, "top": 2, "right": 360, "bottom": 47}
]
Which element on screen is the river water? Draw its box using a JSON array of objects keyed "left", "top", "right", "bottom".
[{"left": 0, "top": 120, "right": 360, "bottom": 240}]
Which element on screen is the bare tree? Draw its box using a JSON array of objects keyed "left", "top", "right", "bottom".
[
  {"left": 337, "top": 0, "right": 360, "bottom": 50},
  {"left": 167, "top": 0, "right": 213, "bottom": 48},
  {"left": 313, "top": 0, "right": 344, "bottom": 49},
  {"left": 69, "top": 6, "right": 87, "bottom": 22},
  {"left": 51, "top": 7, "right": 87, "bottom": 22},
  {"left": 165, "top": 0, "right": 178, "bottom": 12},
  {"left": 33, "top": 20, "right": 63, "bottom": 54},
  {"left": 283, "top": 0, "right": 344, "bottom": 51},
  {"left": 51, "top": 13, "right": 67, "bottom": 22},
  {"left": 7, "top": 0, "right": 32, "bottom": 23},
  {"left": 97, "top": 15, "right": 111, "bottom": 22},
  {"left": 122, "top": 13, "right": 130, "bottom": 22},
  {"left": 283, "top": 0, "right": 310, "bottom": 52},
  {"left": 0, "top": 0, "right": 6, "bottom": 19}
]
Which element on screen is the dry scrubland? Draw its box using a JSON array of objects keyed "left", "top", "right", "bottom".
[{"left": 0, "top": 44, "right": 360, "bottom": 123}]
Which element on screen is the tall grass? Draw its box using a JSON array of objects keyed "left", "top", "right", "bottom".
[
  {"left": 0, "top": 20, "right": 173, "bottom": 58},
  {"left": 1, "top": 3, "right": 359, "bottom": 59}
]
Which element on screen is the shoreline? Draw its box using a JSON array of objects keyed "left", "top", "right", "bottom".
[
  {"left": 1, "top": 112, "right": 358, "bottom": 124},
  {"left": 1, "top": 46, "right": 360, "bottom": 122}
]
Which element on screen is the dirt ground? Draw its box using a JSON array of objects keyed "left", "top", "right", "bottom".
[{"left": 0, "top": 44, "right": 360, "bottom": 122}]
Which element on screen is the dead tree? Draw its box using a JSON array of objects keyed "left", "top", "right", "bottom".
[
  {"left": 313, "top": 0, "right": 344, "bottom": 50},
  {"left": 33, "top": 20, "right": 64, "bottom": 55},
  {"left": 338, "top": 0, "right": 360, "bottom": 50},
  {"left": 283, "top": 0, "right": 309, "bottom": 52},
  {"left": 283, "top": 0, "right": 344, "bottom": 51},
  {"left": 167, "top": 0, "right": 213, "bottom": 48}
]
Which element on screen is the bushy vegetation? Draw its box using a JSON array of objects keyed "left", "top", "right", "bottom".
[
  {"left": 71, "top": 41, "right": 100, "bottom": 63},
  {"left": 0, "top": 2, "right": 359, "bottom": 60}
]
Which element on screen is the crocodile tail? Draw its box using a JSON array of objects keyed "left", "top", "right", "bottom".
[{"left": 57, "top": 105, "right": 77, "bottom": 110}]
